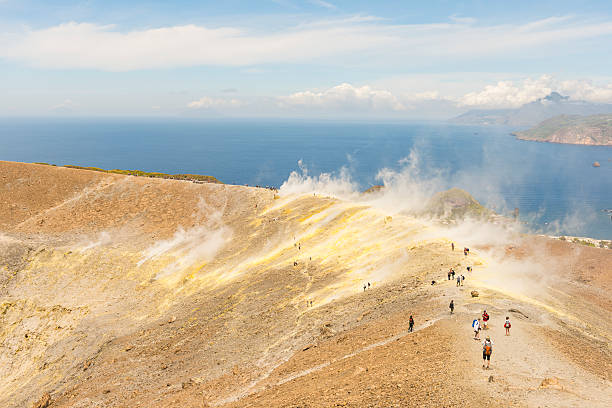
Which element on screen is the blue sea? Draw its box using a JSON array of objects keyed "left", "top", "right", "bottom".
[{"left": 1, "top": 118, "right": 611, "bottom": 239}]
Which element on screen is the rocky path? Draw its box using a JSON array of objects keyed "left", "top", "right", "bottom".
[{"left": 451, "top": 283, "right": 612, "bottom": 407}]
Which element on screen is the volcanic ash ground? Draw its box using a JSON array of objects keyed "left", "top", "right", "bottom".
[{"left": 0, "top": 161, "right": 610, "bottom": 407}]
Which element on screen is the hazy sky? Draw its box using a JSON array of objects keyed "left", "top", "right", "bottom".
[{"left": 1, "top": 0, "right": 612, "bottom": 118}]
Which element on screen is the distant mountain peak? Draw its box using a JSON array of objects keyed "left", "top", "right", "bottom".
[
  {"left": 450, "top": 91, "right": 612, "bottom": 127},
  {"left": 540, "top": 91, "right": 569, "bottom": 103}
]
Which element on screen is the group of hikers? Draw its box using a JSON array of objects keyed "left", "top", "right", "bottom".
[
  {"left": 452, "top": 242, "right": 470, "bottom": 256},
  {"left": 245, "top": 184, "right": 278, "bottom": 192},
  {"left": 408, "top": 306, "right": 512, "bottom": 369},
  {"left": 447, "top": 243, "right": 514, "bottom": 369},
  {"left": 347, "top": 240, "right": 514, "bottom": 370},
  {"left": 471, "top": 310, "right": 512, "bottom": 369},
  {"left": 447, "top": 268, "right": 466, "bottom": 286}
]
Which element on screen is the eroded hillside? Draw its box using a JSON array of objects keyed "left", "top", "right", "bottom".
[{"left": 1, "top": 161, "right": 610, "bottom": 407}]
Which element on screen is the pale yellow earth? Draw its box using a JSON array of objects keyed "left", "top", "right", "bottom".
[{"left": 0, "top": 161, "right": 610, "bottom": 407}]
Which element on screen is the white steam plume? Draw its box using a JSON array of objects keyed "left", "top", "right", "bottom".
[{"left": 138, "top": 199, "right": 232, "bottom": 280}]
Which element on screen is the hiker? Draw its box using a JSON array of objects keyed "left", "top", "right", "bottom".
[
  {"left": 451, "top": 268, "right": 455, "bottom": 279},
  {"left": 504, "top": 316, "right": 511, "bottom": 335},
  {"left": 431, "top": 280, "right": 436, "bottom": 285},
  {"left": 482, "top": 336, "right": 493, "bottom": 369},
  {"left": 448, "top": 270, "right": 451, "bottom": 280},
  {"left": 466, "top": 266, "right": 472, "bottom": 272},
  {"left": 449, "top": 300, "right": 454, "bottom": 314},
  {"left": 473, "top": 318, "right": 481, "bottom": 339},
  {"left": 464, "top": 247, "right": 469, "bottom": 256},
  {"left": 293, "top": 261, "right": 298, "bottom": 266},
  {"left": 409, "top": 315, "right": 414, "bottom": 332},
  {"left": 310, "top": 300, "right": 313, "bottom": 307},
  {"left": 363, "top": 284, "right": 367, "bottom": 292},
  {"left": 368, "top": 282, "right": 371, "bottom": 289},
  {"left": 451, "top": 242, "right": 454, "bottom": 251},
  {"left": 461, "top": 275, "right": 465, "bottom": 286},
  {"left": 456, "top": 275, "right": 461, "bottom": 287},
  {"left": 482, "top": 310, "right": 489, "bottom": 329}
]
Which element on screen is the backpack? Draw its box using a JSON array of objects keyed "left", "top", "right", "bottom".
[
  {"left": 504, "top": 321, "right": 511, "bottom": 328},
  {"left": 484, "top": 344, "right": 492, "bottom": 356},
  {"left": 483, "top": 313, "right": 489, "bottom": 321},
  {"left": 472, "top": 319, "right": 478, "bottom": 328}
]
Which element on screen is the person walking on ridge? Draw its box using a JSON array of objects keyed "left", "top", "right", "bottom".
[
  {"left": 456, "top": 274, "right": 461, "bottom": 287},
  {"left": 409, "top": 315, "right": 414, "bottom": 332},
  {"left": 482, "top": 336, "right": 493, "bottom": 369},
  {"left": 504, "top": 316, "right": 511, "bottom": 335},
  {"left": 482, "top": 310, "right": 489, "bottom": 330},
  {"left": 473, "top": 317, "right": 481, "bottom": 339},
  {"left": 451, "top": 242, "right": 454, "bottom": 251},
  {"left": 449, "top": 300, "right": 454, "bottom": 314}
]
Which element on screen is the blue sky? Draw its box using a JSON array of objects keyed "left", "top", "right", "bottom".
[{"left": 1, "top": 0, "right": 612, "bottom": 118}]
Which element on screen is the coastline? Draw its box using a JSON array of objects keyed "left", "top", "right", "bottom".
[
  {"left": 542, "top": 234, "right": 612, "bottom": 249},
  {"left": 512, "top": 132, "right": 612, "bottom": 146}
]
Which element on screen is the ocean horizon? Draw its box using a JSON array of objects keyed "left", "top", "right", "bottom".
[{"left": 1, "top": 117, "right": 611, "bottom": 239}]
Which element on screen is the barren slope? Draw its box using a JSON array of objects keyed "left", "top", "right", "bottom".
[{"left": 0, "top": 161, "right": 610, "bottom": 407}]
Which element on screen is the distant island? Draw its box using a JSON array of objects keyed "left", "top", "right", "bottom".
[
  {"left": 450, "top": 92, "right": 612, "bottom": 127},
  {"left": 512, "top": 114, "right": 612, "bottom": 146}
]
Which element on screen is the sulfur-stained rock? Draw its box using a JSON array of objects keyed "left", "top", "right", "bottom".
[{"left": 32, "top": 392, "right": 51, "bottom": 408}]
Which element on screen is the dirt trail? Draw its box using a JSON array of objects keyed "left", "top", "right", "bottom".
[{"left": 455, "top": 301, "right": 611, "bottom": 407}]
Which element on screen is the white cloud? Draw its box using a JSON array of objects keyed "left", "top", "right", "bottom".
[
  {"left": 459, "top": 76, "right": 554, "bottom": 107},
  {"left": 557, "top": 79, "right": 612, "bottom": 103},
  {"left": 0, "top": 21, "right": 390, "bottom": 70},
  {"left": 1, "top": 16, "right": 611, "bottom": 71},
  {"left": 187, "top": 96, "right": 244, "bottom": 109},
  {"left": 411, "top": 91, "right": 442, "bottom": 101},
  {"left": 309, "top": 0, "right": 337, "bottom": 10},
  {"left": 449, "top": 15, "right": 476, "bottom": 25},
  {"left": 280, "top": 83, "right": 406, "bottom": 111},
  {"left": 459, "top": 75, "right": 612, "bottom": 107},
  {"left": 51, "top": 99, "right": 78, "bottom": 111}
]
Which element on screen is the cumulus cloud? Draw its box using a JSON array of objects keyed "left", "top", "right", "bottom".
[
  {"left": 459, "top": 75, "right": 612, "bottom": 107},
  {"left": 1, "top": 16, "right": 612, "bottom": 71},
  {"left": 459, "top": 76, "right": 554, "bottom": 107},
  {"left": 557, "top": 79, "right": 612, "bottom": 103},
  {"left": 187, "top": 96, "right": 244, "bottom": 109},
  {"left": 281, "top": 83, "right": 406, "bottom": 112}
]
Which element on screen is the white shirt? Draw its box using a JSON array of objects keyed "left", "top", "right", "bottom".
[{"left": 473, "top": 320, "right": 480, "bottom": 331}]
